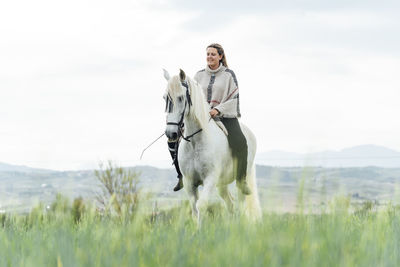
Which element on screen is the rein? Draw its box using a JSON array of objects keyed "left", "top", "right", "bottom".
[{"left": 166, "top": 81, "right": 203, "bottom": 142}]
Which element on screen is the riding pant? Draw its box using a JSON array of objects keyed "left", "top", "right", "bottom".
[{"left": 220, "top": 117, "right": 248, "bottom": 182}]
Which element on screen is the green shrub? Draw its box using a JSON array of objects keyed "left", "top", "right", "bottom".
[
  {"left": 94, "top": 161, "right": 141, "bottom": 217},
  {"left": 72, "top": 197, "right": 86, "bottom": 223}
]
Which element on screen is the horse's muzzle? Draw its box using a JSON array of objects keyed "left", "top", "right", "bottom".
[{"left": 165, "top": 129, "right": 179, "bottom": 142}]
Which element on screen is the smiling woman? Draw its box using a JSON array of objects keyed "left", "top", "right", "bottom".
[{"left": 194, "top": 43, "right": 251, "bottom": 194}]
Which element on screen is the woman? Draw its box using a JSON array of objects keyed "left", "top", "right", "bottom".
[{"left": 170, "top": 43, "right": 251, "bottom": 195}]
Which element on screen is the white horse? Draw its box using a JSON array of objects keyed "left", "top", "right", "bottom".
[{"left": 163, "top": 69, "right": 261, "bottom": 223}]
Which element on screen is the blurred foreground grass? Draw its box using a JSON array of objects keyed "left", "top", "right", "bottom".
[{"left": 1, "top": 196, "right": 400, "bottom": 267}]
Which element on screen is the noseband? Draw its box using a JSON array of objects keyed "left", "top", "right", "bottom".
[{"left": 166, "top": 81, "right": 202, "bottom": 142}]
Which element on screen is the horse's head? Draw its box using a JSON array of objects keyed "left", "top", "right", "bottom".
[{"left": 163, "top": 69, "right": 192, "bottom": 141}]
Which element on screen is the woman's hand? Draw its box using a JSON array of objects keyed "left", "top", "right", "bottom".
[{"left": 209, "top": 108, "right": 220, "bottom": 118}]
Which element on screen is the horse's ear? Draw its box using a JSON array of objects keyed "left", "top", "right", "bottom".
[
  {"left": 179, "top": 69, "right": 186, "bottom": 81},
  {"left": 163, "top": 69, "right": 170, "bottom": 81}
]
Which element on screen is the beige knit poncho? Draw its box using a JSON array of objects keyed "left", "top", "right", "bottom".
[{"left": 194, "top": 63, "right": 241, "bottom": 118}]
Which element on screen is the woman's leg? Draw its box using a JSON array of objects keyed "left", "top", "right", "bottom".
[
  {"left": 168, "top": 140, "right": 183, "bottom": 191},
  {"left": 220, "top": 118, "right": 251, "bottom": 195}
]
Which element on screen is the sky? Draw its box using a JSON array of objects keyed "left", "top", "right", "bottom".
[{"left": 0, "top": 0, "right": 399, "bottom": 170}]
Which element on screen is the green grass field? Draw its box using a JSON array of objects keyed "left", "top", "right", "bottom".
[{"left": 1, "top": 196, "right": 400, "bottom": 267}]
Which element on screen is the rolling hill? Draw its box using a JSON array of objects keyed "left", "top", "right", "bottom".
[{"left": 256, "top": 144, "right": 400, "bottom": 168}]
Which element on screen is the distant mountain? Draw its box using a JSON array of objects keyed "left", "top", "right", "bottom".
[
  {"left": 2, "top": 164, "right": 400, "bottom": 213},
  {"left": 0, "top": 165, "right": 179, "bottom": 213},
  {"left": 0, "top": 162, "right": 54, "bottom": 173},
  {"left": 1, "top": 144, "right": 400, "bottom": 213},
  {"left": 256, "top": 145, "right": 400, "bottom": 168}
]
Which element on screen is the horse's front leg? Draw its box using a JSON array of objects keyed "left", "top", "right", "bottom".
[
  {"left": 183, "top": 177, "right": 199, "bottom": 220},
  {"left": 196, "top": 176, "right": 216, "bottom": 226}
]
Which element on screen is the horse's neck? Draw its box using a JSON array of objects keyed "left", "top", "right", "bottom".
[
  {"left": 184, "top": 116, "right": 203, "bottom": 135},
  {"left": 184, "top": 81, "right": 211, "bottom": 141}
]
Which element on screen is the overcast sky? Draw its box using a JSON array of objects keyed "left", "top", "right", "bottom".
[{"left": 0, "top": 0, "right": 399, "bottom": 170}]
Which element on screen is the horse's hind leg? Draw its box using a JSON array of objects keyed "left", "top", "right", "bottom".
[
  {"left": 217, "top": 185, "right": 234, "bottom": 213},
  {"left": 237, "top": 190, "right": 246, "bottom": 215}
]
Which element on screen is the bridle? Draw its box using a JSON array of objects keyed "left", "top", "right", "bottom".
[{"left": 166, "top": 81, "right": 202, "bottom": 142}]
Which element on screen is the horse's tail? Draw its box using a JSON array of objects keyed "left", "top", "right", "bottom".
[{"left": 245, "top": 164, "right": 262, "bottom": 221}]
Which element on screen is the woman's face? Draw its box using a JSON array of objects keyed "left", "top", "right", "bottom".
[{"left": 206, "top": 47, "right": 222, "bottom": 70}]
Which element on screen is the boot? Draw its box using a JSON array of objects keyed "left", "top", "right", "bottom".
[
  {"left": 168, "top": 140, "right": 184, "bottom": 192},
  {"left": 235, "top": 157, "right": 251, "bottom": 195},
  {"left": 237, "top": 180, "right": 251, "bottom": 195},
  {"left": 173, "top": 175, "right": 183, "bottom": 192}
]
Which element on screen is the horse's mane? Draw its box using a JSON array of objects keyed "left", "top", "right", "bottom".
[{"left": 167, "top": 75, "right": 210, "bottom": 130}]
